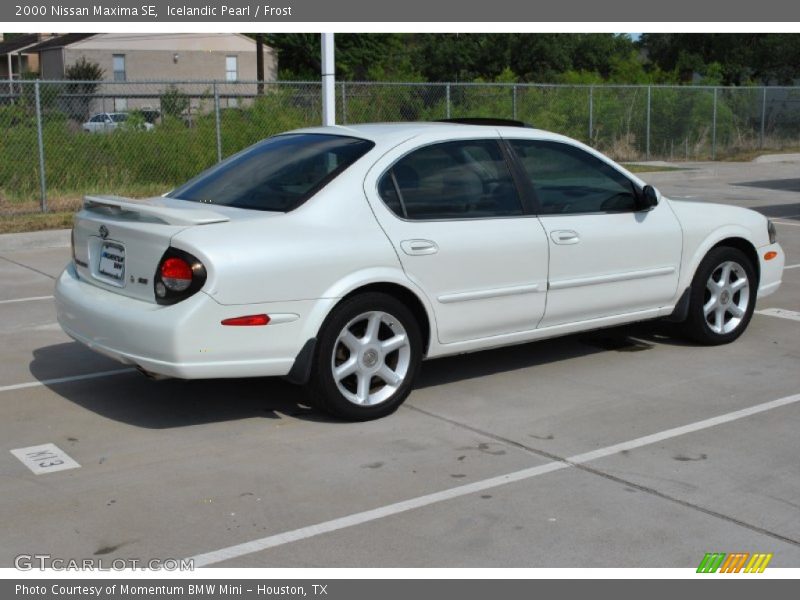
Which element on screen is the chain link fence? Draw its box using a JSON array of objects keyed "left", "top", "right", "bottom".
[{"left": 2, "top": 79, "right": 800, "bottom": 215}]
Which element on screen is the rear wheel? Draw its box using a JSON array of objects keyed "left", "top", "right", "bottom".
[
  {"left": 305, "top": 293, "right": 422, "bottom": 421},
  {"left": 681, "top": 246, "right": 756, "bottom": 345}
]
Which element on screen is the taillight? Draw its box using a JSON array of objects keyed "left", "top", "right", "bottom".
[
  {"left": 160, "top": 257, "right": 193, "bottom": 291},
  {"left": 154, "top": 248, "right": 206, "bottom": 305}
]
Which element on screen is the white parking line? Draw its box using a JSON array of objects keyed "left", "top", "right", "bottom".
[
  {"left": 774, "top": 221, "right": 800, "bottom": 227},
  {"left": 784, "top": 263, "right": 800, "bottom": 270},
  {"left": 187, "top": 391, "right": 800, "bottom": 567},
  {"left": 0, "top": 295, "right": 54, "bottom": 305},
  {"left": 0, "top": 368, "right": 135, "bottom": 393},
  {"left": 756, "top": 308, "right": 800, "bottom": 322}
]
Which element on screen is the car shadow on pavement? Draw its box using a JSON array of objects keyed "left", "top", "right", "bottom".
[
  {"left": 30, "top": 321, "right": 693, "bottom": 429},
  {"left": 415, "top": 320, "right": 693, "bottom": 389},
  {"left": 746, "top": 201, "right": 800, "bottom": 220},
  {"left": 734, "top": 180, "right": 800, "bottom": 195},
  {"left": 29, "top": 343, "right": 333, "bottom": 428}
]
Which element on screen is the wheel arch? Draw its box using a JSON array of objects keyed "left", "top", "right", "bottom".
[
  {"left": 679, "top": 227, "right": 762, "bottom": 294},
  {"left": 287, "top": 279, "right": 435, "bottom": 385},
  {"left": 709, "top": 237, "right": 760, "bottom": 286},
  {"left": 339, "top": 282, "right": 433, "bottom": 356}
]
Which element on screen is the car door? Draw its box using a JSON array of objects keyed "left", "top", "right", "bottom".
[
  {"left": 364, "top": 135, "right": 549, "bottom": 345},
  {"left": 505, "top": 138, "right": 683, "bottom": 328}
]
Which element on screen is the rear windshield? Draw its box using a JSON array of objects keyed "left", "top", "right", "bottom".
[
  {"left": 110, "top": 113, "right": 127, "bottom": 122},
  {"left": 168, "top": 133, "right": 375, "bottom": 212}
]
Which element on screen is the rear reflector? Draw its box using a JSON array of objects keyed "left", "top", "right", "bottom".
[
  {"left": 221, "top": 314, "right": 271, "bottom": 326},
  {"left": 764, "top": 251, "right": 778, "bottom": 261}
]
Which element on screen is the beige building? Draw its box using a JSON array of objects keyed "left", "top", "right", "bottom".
[{"left": 27, "top": 32, "right": 277, "bottom": 113}]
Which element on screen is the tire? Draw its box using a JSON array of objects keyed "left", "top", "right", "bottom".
[
  {"left": 304, "top": 292, "right": 423, "bottom": 421},
  {"left": 680, "top": 246, "right": 757, "bottom": 345}
]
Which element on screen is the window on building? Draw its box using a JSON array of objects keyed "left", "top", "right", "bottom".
[
  {"left": 225, "top": 56, "right": 238, "bottom": 81},
  {"left": 113, "top": 54, "right": 126, "bottom": 81}
]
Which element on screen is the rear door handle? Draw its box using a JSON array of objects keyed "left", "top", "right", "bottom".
[
  {"left": 400, "top": 239, "right": 438, "bottom": 255},
  {"left": 550, "top": 230, "right": 580, "bottom": 245}
]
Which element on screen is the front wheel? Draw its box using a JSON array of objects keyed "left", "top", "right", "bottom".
[
  {"left": 680, "top": 246, "right": 757, "bottom": 345},
  {"left": 304, "top": 293, "right": 423, "bottom": 421}
]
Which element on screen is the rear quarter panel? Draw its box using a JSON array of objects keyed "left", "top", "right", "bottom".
[{"left": 170, "top": 181, "right": 402, "bottom": 305}]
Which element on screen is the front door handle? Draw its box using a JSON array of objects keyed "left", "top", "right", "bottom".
[
  {"left": 550, "top": 230, "right": 580, "bottom": 245},
  {"left": 400, "top": 239, "right": 439, "bottom": 256}
]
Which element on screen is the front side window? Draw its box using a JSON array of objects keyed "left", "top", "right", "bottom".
[
  {"left": 169, "top": 134, "right": 375, "bottom": 212},
  {"left": 508, "top": 140, "right": 639, "bottom": 215},
  {"left": 379, "top": 139, "right": 522, "bottom": 220},
  {"left": 112, "top": 54, "right": 126, "bottom": 81}
]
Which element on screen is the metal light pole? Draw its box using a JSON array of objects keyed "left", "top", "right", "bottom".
[{"left": 321, "top": 33, "right": 335, "bottom": 126}]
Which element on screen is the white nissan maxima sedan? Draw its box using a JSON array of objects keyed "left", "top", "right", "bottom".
[{"left": 55, "top": 120, "right": 784, "bottom": 420}]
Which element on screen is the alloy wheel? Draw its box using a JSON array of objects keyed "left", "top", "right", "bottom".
[
  {"left": 703, "top": 260, "right": 750, "bottom": 335},
  {"left": 331, "top": 311, "right": 411, "bottom": 406}
]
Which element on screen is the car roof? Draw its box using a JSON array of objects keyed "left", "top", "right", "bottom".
[{"left": 290, "top": 122, "right": 569, "bottom": 146}]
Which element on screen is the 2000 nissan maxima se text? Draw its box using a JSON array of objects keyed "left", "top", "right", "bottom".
[{"left": 55, "top": 121, "right": 785, "bottom": 420}]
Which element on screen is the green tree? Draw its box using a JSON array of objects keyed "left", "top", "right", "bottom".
[
  {"left": 509, "top": 34, "right": 636, "bottom": 82},
  {"left": 412, "top": 34, "right": 512, "bottom": 82},
  {"left": 160, "top": 85, "right": 190, "bottom": 119},
  {"left": 263, "top": 33, "right": 419, "bottom": 81},
  {"left": 64, "top": 57, "right": 104, "bottom": 120},
  {"left": 639, "top": 33, "right": 800, "bottom": 85},
  {"left": 65, "top": 56, "right": 104, "bottom": 84}
]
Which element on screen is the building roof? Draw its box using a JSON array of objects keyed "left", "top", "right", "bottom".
[
  {"left": 24, "top": 33, "right": 262, "bottom": 54},
  {"left": 24, "top": 33, "right": 97, "bottom": 53},
  {"left": 0, "top": 33, "right": 45, "bottom": 55}
]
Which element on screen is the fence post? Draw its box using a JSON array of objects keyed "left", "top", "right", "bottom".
[
  {"left": 213, "top": 82, "right": 222, "bottom": 163},
  {"left": 588, "top": 86, "right": 594, "bottom": 142},
  {"left": 34, "top": 80, "right": 47, "bottom": 213},
  {"left": 646, "top": 85, "right": 651, "bottom": 160},
  {"left": 712, "top": 87, "right": 718, "bottom": 160},
  {"left": 446, "top": 83, "right": 451, "bottom": 119},
  {"left": 760, "top": 87, "right": 767, "bottom": 148},
  {"left": 341, "top": 81, "right": 347, "bottom": 124},
  {"left": 512, "top": 85, "right": 517, "bottom": 120}
]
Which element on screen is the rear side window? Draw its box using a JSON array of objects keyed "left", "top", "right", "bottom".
[
  {"left": 378, "top": 139, "right": 523, "bottom": 220},
  {"left": 169, "top": 134, "right": 375, "bottom": 212},
  {"left": 508, "top": 139, "right": 639, "bottom": 215}
]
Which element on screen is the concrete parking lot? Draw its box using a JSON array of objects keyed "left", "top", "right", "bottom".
[{"left": 1, "top": 157, "right": 799, "bottom": 568}]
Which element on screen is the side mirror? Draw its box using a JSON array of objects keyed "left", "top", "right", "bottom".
[{"left": 640, "top": 185, "right": 660, "bottom": 210}]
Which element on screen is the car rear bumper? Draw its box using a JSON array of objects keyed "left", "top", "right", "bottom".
[{"left": 55, "top": 262, "right": 313, "bottom": 379}]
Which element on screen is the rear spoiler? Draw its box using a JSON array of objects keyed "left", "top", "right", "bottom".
[{"left": 83, "top": 195, "right": 230, "bottom": 226}]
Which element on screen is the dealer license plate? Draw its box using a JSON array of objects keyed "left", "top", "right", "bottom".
[{"left": 98, "top": 242, "right": 125, "bottom": 281}]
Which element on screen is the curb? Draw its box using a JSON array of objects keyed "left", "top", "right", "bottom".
[
  {"left": 752, "top": 153, "right": 800, "bottom": 164},
  {"left": 0, "top": 229, "right": 71, "bottom": 253}
]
